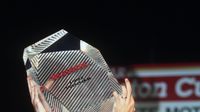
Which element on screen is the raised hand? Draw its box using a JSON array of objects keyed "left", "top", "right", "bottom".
[
  {"left": 27, "top": 76, "right": 51, "bottom": 112},
  {"left": 113, "top": 78, "right": 135, "bottom": 112}
]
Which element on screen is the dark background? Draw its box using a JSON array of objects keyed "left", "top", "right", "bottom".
[{"left": 2, "top": 0, "right": 200, "bottom": 111}]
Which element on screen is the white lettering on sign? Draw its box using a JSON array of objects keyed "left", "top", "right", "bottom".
[
  {"left": 133, "top": 80, "right": 167, "bottom": 98},
  {"left": 176, "top": 77, "right": 200, "bottom": 98},
  {"left": 153, "top": 82, "right": 167, "bottom": 98},
  {"left": 138, "top": 82, "right": 151, "bottom": 98},
  {"left": 195, "top": 81, "right": 200, "bottom": 97},
  {"left": 166, "top": 106, "right": 200, "bottom": 112}
]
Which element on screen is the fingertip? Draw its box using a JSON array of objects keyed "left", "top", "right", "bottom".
[
  {"left": 112, "top": 91, "right": 117, "bottom": 96},
  {"left": 125, "top": 78, "right": 129, "bottom": 82},
  {"left": 125, "top": 78, "right": 131, "bottom": 86}
]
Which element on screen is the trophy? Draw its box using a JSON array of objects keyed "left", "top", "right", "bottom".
[{"left": 23, "top": 29, "right": 122, "bottom": 112}]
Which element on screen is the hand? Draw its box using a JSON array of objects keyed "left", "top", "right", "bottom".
[
  {"left": 113, "top": 78, "right": 135, "bottom": 112},
  {"left": 27, "top": 76, "right": 51, "bottom": 112}
]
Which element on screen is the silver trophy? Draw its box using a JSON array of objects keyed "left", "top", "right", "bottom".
[{"left": 23, "top": 29, "right": 122, "bottom": 112}]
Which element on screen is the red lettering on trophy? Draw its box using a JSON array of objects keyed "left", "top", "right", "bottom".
[
  {"left": 40, "top": 62, "right": 89, "bottom": 92},
  {"left": 50, "top": 62, "right": 89, "bottom": 80}
]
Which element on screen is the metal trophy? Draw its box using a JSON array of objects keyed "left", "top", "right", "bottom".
[{"left": 23, "top": 29, "right": 122, "bottom": 112}]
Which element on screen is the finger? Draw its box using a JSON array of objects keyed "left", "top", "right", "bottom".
[
  {"left": 113, "top": 91, "right": 120, "bottom": 104},
  {"left": 32, "top": 78, "right": 52, "bottom": 111},
  {"left": 44, "top": 79, "right": 54, "bottom": 90},
  {"left": 125, "top": 78, "right": 132, "bottom": 101},
  {"left": 28, "top": 76, "right": 34, "bottom": 90},
  {"left": 38, "top": 88, "right": 52, "bottom": 111},
  {"left": 121, "top": 85, "right": 127, "bottom": 99},
  {"left": 32, "top": 81, "right": 47, "bottom": 112},
  {"left": 34, "top": 93, "right": 48, "bottom": 112},
  {"left": 31, "top": 79, "right": 40, "bottom": 105},
  {"left": 33, "top": 84, "right": 39, "bottom": 104},
  {"left": 27, "top": 77, "right": 35, "bottom": 104},
  {"left": 31, "top": 79, "right": 39, "bottom": 103},
  {"left": 32, "top": 79, "right": 39, "bottom": 87},
  {"left": 30, "top": 79, "right": 35, "bottom": 103},
  {"left": 27, "top": 77, "right": 31, "bottom": 94},
  {"left": 130, "top": 96, "right": 135, "bottom": 105}
]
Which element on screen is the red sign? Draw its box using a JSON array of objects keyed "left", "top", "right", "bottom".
[{"left": 112, "top": 63, "right": 200, "bottom": 112}]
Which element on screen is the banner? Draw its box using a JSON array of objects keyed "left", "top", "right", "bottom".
[{"left": 111, "top": 63, "right": 200, "bottom": 112}]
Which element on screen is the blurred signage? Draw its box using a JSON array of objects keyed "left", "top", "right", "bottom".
[{"left": 111, "top": 63, "right": 200, "bottom": 112}]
